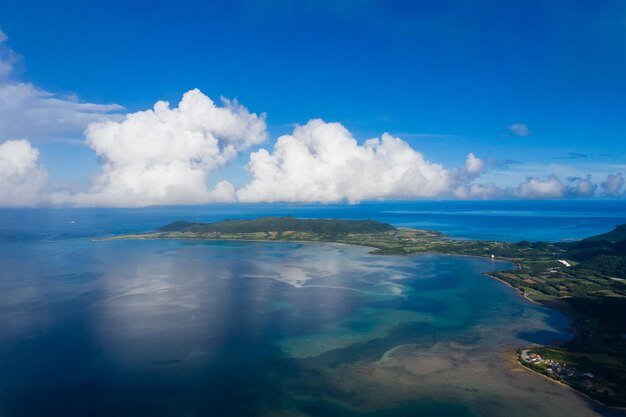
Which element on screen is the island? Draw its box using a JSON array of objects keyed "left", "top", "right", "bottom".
[{"left": 105, "top": 216, "right": 626, "bottom": 408}]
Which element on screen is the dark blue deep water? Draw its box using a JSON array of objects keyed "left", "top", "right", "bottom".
[
  {"left": 1, "top": 201, "right": 625, "bottom": 417},
  {"left": 2, "top": 200, "right": 625, "bottom": 244}
]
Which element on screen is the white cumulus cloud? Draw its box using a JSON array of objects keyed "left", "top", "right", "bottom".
[
  {"left": 514, "top": 175, "right": 566, "bottom": 199},
  {"left": 52, "top": 89, "right": 267, "bottom": 207},
  {"left": 236, "top": 119, "right": 452, "bottom": 203},
  {"left": 0, "top": 139, "right": 47, "bottom": 206},
  {"left": 453, "top": 182, "right": 505, "bottom": 200},
  {"left": 208, "top": 180, "right": 237, "bottom": 203},
  {"left": 601, "top": 173, "right": 624, "bottom": 196},
  {"left": 464, "top": 152, "right": 484, "bottom": 174},
  {"left": 568, "top": 176, "right": 597, "bottom": 197}
]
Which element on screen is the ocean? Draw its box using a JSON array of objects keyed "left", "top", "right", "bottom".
[{"left": 1, "top": 200, "right": 625, "bottom": 417}]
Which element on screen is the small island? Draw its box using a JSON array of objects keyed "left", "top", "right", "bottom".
[{"left": 105, "top": 216, "right": 626, "bottom": 408}]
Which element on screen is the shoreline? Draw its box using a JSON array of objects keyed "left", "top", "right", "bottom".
[
  {"left": 485, "top": 271, "right": 626, "bottom": 412},
  {"left": 485, "top": 272, "right": 543, "bottom": 306},
  {"left": 516, "top": 354, "right": 626, "bottom": 411},
  {"left": 98, "top": 235, "right": 381, "bottom": 252},
  {"left": 100, "top": 232, "right": 623, "bottom": 411}
]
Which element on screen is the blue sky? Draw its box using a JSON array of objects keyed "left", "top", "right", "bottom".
[{"left": 0, "top": 0, "right": 625, "bottom": 206}]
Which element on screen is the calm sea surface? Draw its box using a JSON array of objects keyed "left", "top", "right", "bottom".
[{"left": 1, "top": 201, "right": 626, "bottom": 417}]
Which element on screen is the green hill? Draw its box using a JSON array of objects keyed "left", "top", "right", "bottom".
[
  {"left": 555, "top": 224, "right": 626, "bottom": 278},
  {"left": 584, "top": 224, "right": 626, "bottom": 243},
  {"left": 157, "top": 216, "right": 395, "bottom": 235}
]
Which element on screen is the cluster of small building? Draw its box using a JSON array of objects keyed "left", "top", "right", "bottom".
[
  {"left": 521, "top": 349, "right": 594, "bottom": 382},
  {"left": 520, "top": 349, "right": 621, "bottom": 400}
]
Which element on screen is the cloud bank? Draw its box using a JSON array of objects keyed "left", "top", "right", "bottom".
[
  {"left": 514, "top": 175, "right": 599, "bottom": 199},
  {"left": 0, "top": 83, "right": 123, "bottom": 142},
  {"left": 51, "top": 89, "right": 267, "bottom": 207},
  {"left": 0, "top": 28, "right": 123, "bottom": 142},
  {"left": 1, "top": 113, "right": 622, "bottom": 207}
]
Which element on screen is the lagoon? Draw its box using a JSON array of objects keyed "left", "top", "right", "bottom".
[{"left": 2, "top": 202, "right": 626, "bottom": 416}]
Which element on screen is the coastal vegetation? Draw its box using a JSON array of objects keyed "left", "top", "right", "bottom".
[
  {"left": 157, "top": 217, "right": 395, "bottom": 235},
  {"left": 106, "top": 216, "right": 626, "bottom": 407}
]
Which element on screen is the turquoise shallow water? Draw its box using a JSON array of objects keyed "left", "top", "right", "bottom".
[
  {"left": 0, "top": 239, "right": 589, "bottom": 416},
  {"left": 1, "top": 202, "right": 626, "bottom": 416}
]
